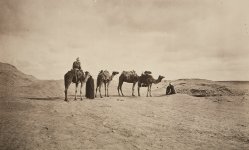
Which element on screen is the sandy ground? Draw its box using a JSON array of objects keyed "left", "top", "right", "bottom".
[
  {"left": 1, "top": 63, "right": 249, "bottom": 149},
  {"left": 1, "top": 92, "right": 249, "bottom": 150}
]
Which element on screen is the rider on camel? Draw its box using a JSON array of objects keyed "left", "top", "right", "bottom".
[{"left": 72, "top": 57, "right": 82, "bottom": 81}]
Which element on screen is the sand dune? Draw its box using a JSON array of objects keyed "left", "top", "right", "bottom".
[
  {"left": 0, "top": 62, "right": 36, "bottom": 86},
  {"left": 1, "top": 62, "right": 249, "bottom": 149}
]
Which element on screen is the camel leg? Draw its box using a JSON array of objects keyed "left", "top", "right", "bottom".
[
  {"left": 104, "top": 83, "right": 107, "bottom": 97},
  {"left": 146, "top": 86, "right": 149, "bottom": 97},
  {"left": 65, "top": 87, "right": 69, "bottom": 102},
  {"left": 95, "top": 86, "right": 98, "bottom": 98},
  {"left": 150, "top": 85, "right": 152, "bottom": 97},
  {"left": 64, "top": 89, "right": 68, "bottom": 101},
  {"left": 64, "top": 76, "right": 72, "bottom": 102},
  {"left": 118, "top": 81, "right": 124, "bottom": 96},
  {"left": 80, "top": 82, "right": 83, "bottom": 100},
  {"left": 74, "top": 83, "right": 79, "bottom": 100},
  {"left": 107, "top": 82, "right": 109, "bottom": 97},
  {"left": 65, "top": 85, "right": 69, "bottom": 102},
  {"left": 99, "top": 83, "right": 103, "bottom": 98},
  {"left": 117, "top": 82, "right": 121, "bottom": 96},
  {"left": 119, "top": 81, "right": 124, "bottom": 96},
  {"left": 117, "top": 85, "right": 120, "bottom": 96},
  {"left": 132, "top": 82, "right": 136, "bottom": 96},
  {"left": 138, "top": 86, "right": 140, "bottom": 96},
  {"left": 120, "top": 85, "right": 124, "bottom": 96}
]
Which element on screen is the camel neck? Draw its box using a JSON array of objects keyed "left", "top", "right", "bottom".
[
  {"left": 153, "top": 78, "right": 161, "bottom": 84},
  {"left": 110, "top": 74, "right": 115, "bottom": 80}
]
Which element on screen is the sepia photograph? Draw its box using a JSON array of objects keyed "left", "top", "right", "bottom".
[{"left": 0, "top": 0, "right": 249, "bottom": 149}]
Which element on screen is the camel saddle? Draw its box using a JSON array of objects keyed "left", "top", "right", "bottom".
[
  {"left": 72, "top": 69, "right": 83, "bottom": 83},
  {"left": 139, "top": 73, "right": 151, "bottom": 87},
  {"left": 144, "top": 71, "right": 152, "bottom": 75},
  {"left": 99, "top": 70, "right": 111, "bottom": 80},
  {"left": 122, "top": 70, "right": 138, "bottom": 80}
]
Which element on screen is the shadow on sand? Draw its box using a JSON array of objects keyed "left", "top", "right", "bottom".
[
  {"left": 26, "top": 97, "right": 62, "bottom": 101},
  {"left": 25, "top": 94, "right": 169, "bottom": 101}
]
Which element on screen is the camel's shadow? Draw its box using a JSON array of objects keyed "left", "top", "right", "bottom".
[
  {"left": 25, "top": 94, "right": 168, "bottom": 101},
  {"left": 26, "top": 97, "right": 62, "bottom": 101}
]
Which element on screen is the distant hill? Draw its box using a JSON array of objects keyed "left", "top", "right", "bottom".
[
  {"left": 0, "top": 62, "right": 37, "bottom": 86},
  {"left": 0, "top": 62, "right": 69, "bottom": 98}
]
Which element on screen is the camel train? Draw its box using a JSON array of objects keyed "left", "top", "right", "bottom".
[
  {"left": 64, "top": 69, "right": 165, "bottom": 101},
  {"left": 64, "top": 58, "right": 165, "bottom": 101}
]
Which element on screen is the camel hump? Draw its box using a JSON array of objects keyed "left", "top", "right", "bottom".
[
  {"left": 98, "top": 70, "right": 110, "bottom": 80},
  {"left": 103, "top": 70, "right": 110, "bottom": 76},
  {"left": 122, "top": 70, "right": 137, "bottom": 76},
  {"left": 103, "top": 70, "right": 109, "bottom": 74},
  {"left": 140, "top": 72, "right": 152, "bottom": 80},
  {"left": 99, "top": 70, "right": 109, "bottom": 74},
  {"left": 144, "top": 71, "right": 152, "bottom": 75},
  {"left": 121, "top": 70, "right": 138, "bottom": 81}
]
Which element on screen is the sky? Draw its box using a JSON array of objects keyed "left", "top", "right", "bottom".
[{"left": 0, "top": 0, "right": 249, "bottom": 81}]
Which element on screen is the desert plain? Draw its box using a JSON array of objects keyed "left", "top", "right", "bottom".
[{"left": 1, "top": 62, "right": 249, "bottom": 150}]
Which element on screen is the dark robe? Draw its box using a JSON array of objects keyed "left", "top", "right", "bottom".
[
  {"left": 86, "top": 76, "right": 94, "bottom": 99},
  {"left": 166, "top": 84, "right": 176, "bottom": 95}
]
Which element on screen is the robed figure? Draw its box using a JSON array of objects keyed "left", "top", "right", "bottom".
[
  {"left": 166, "top": 83, "right": 176, "bottom": 95},
  {"left": 86, "top": 76, "right": 95, "bottom": 99}
]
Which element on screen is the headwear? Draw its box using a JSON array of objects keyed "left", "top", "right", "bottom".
[{"left": 76, "top": 57, "right": 79, "bottom": 61}]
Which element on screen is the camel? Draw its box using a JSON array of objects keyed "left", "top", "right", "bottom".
[
  {"left": 138, "top": 73, "right": 165, "bottom": 97},
  {"left": 95, "top": 70, "right": 119, "bottom": 98},
  {"left": 117, "top": 70, "right": 139, "bottom": 96},
  {"left": 64, "top": 70, "right": 90, "bottom": 101}
]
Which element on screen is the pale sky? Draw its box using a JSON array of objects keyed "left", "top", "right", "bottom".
[{"left": 0, "top": 0, "right": 249, "bottom": 80}]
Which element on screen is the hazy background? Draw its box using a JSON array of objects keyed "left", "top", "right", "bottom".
[{"left": 0, "top": 0, "right": 248, "bottom": 81}]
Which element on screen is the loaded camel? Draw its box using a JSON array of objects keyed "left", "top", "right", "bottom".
[
  {"left": 95, "top": 70, "right": 119, "bottom": 98},
  {"left": 138, "top": 72, "right": 165, "bottom": 97},
  {"left": 64, "top": 70, "right": 90, "bottom": 101},
  {"left": 118, "top": 70, "right": 139, "bottom": 96}
]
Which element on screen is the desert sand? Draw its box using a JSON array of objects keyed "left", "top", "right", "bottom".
[{"left": 1, "top": 62, "right": 249, "bottom": 150}]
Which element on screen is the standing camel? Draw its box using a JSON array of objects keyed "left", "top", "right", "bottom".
[
  {"left": 138, "top": 73, "right": 165, "bottom": 97},
  {"left": 64, "top": 70, "right": 90, "bottom": 101},
  {"left": 95, "top": 70, "right": 119, "bottom": 98},
  {"left": 117, "top": 70, "right": 139, "bottom": 96}
]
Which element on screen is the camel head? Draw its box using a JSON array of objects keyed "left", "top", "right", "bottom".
[
  {"left": 112, "top": 71, "right": 119, "bottom": 76},
  {"left": 158, "top": 75, "right": 165, "bottom": 81}
]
